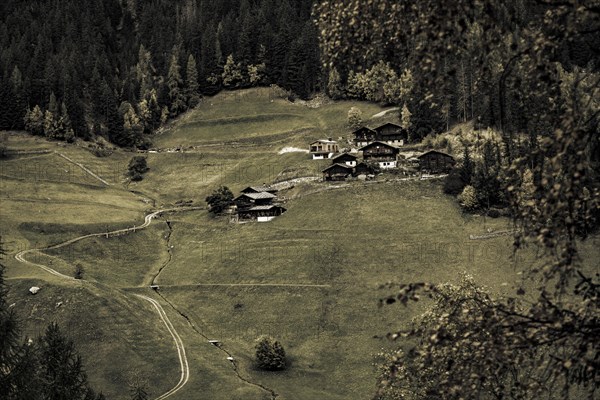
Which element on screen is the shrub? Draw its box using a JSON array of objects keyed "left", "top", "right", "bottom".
[
  {"left": 74, "top": 264, "right": 84, "bottom": 279},
  {"left": 255, "top": 335, "right": 286, "bottom": 371},
  {"left": 487, "top": 208, "right": 501, "bottom": 218},
  {"left": 205, "top": 186, "right": 234, "bottom": 215},
  {"left": 128, "top": 156, "right": 149, "bottom": 181},
  {"left": 443, "top": 169, "right": 467, "bottom": 195},
  {"left": 458, "top": 185, "right": 478, "bottom": 211}
]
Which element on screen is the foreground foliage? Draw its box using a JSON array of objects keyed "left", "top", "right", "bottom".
[
  {"left": 314, "top": 1, "right": 599, "bottom": 398},
  {"left": 0, "top": 249, "right": 103, "bottom": 400}
]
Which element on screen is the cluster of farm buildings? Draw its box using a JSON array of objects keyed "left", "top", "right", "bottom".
[
  {"left": 309, "top": 122, "right": 456, "bottom": 181},
  {"left": 231, "top": 186, "right": 286, "bottom": 222}
]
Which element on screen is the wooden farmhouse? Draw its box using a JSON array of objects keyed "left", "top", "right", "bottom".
[
  {"left": 352, "top": 126, "right": 377, "bottom": 147},
  {"left": 322, "top": 163, "right": 355, "bottom": 181},
  {"left": 238, "top": 205, "right": 286, "bottom": 222},
  {"left": 309, "top": 138, "right": 339, "bottom": 159},
  {"left": 373, "top": 122, "right": 408, "bottom": 146},
  {"left": 359, "top": 141, "right": 400, "bottom": 169},
  {"left": 234, "top": 191, "right": 277, "bottom": 208},
  {"left": 417, "top": 150, "right": 456, "bottom": 173},
  {"left": 331, "top": 152, "right": 357, "bottom": 167},
  {"left": 234, "top": 190, "right": 285, "bottom": 222}
]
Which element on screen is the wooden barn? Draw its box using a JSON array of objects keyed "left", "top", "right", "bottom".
[
  {"left": 352, "top": 126, "right": 377, "bottom": 147},
  {"left": 331, "top": 152, "right": 357, "bottom": 167},
  {"left": 353, "top": 162, "right": 372, "bottom": 176},
  {"left": 374, "top": 122, "right": 407, "bottom": 145},
  {"left": 417, "top": 150, "right": 456, "bottom": 173},
  {"left": 309, "top": 139, "right": 339, "bottom": 159},
  {"left": 322, "top": 163, "right": 354, "bottom": 181},
  {"left": 359, "top": 141, "right": 400, "bottom": 169}
]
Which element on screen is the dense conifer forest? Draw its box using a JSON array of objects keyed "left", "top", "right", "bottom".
[{"left": 0, "top": 0, "right": 320, "bottom": 147}]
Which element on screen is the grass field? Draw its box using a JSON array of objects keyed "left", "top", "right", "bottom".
[{"left": 2, "top": 88, "right": 598, "bottom": 400}]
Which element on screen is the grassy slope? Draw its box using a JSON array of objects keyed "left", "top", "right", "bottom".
[{"left": 2, "top": 89, "right": 598, "bottom": 400}]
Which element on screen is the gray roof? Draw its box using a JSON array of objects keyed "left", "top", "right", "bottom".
[
  {"left": 310, "top": 139, "right": 337, "bottom": 144},
  {"left": 322, "top": 163, "right": 354, "bottom": 172},
  {"left": 242, "top": 186, "right": 276, "bottom": 193},
  {"left": 247, "top": 205, "right": 284, "bottom": 211},
  {"left": 332, "top": 152, "right": 357, "bottom": 161},
  {"left": 417, "top": 150, "right": 455, "bottom": 159},
  {"left": 236, "top": 192, "right": 277, "bottom": 200}
]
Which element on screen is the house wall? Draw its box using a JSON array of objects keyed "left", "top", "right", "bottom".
[{"left": 379, "top": 160, "right": 397, "bottom": 169}]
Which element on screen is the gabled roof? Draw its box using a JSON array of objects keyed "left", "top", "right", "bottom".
[
  {"left": 331, "top": 152, "right": 357, "bottom": 162},
  {"left": 374, "top": 122, "right": 402, "bottom": 131},
  {"left": 310, "top": 139, "right": 337, "bottom": 145},
  {"left": 241, "top": 186, "right": 277, "bottom": 194},
  {"left": 352, "top": 126, "right": 377, "bottom": 135},
  {"left": 417, "top": 150, "right": 455, "bottom": 159},
  {"left": 358, "top": 141, "right": 400, "bottom": 151},
  {"left": 235, "top": 192, "right": 277, "bottom": 201},
  {"left": 322, "top": 163, "right": 354, "bottom": 172}
]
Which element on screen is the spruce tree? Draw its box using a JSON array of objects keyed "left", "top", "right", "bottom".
[
  {"left": 185, "top": 54, "right": 200, "bottom": 108},
  {"left": 39, "top": 323, "right": 90, "bottom": 400},
  {"left": 167, "top": 46, "right": 186, "bottom": 116}
]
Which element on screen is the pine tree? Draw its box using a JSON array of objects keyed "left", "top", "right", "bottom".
[
  {"left": 24, "top": 105, "right": 45, "bottom": 136},
  {"left": 130, "top": 384, "right": 149, "bottom": 400},
  {"left": 59, "top": 102, "right": 74, "bottom": 142},
  {"left": 255, "top": 335, "right": 286, "bottom": 371},
  {"left": 460, "top": 144, "right": 473, "bottom": 185},
  {"left": 167, "top": 46, "right": 186, "bottom": 116},
  {"left": 401, "top": 103, "right": 412, "bottom": 133},
  {"left": 136, "top": 45, "right": 155, "bottom": 100},
  {"left": 43, "top": 110, "right": 57, "bottom": 138},
  {"left": 327, "top": 68, "right": 343, "bottom": 100},
  {"left": 185, "top": 54, "right": 200, "bottom": 108},
  {"left": 221, "top": 54, "right": 243, "bottom": 89},
  {"left": 39, "top": 323, "right": 91, "bottom": 400},
  {"left": 0, "top": 249, "right": 43, "bottom": 400}
]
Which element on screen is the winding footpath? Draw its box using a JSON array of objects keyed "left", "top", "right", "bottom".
[
  {"left": 135, "top": 294, "right": 190, "bottom": 400},
  {"left": 14, "top": 206, "right": 202, "bottom": 400}
]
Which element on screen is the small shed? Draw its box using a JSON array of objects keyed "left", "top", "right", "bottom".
[
  {"left": 417, "top": 150, "right": 456, "bottom": 173},
  {"left": 331, "top": 152, "right": 357, "bottom": 167},
  {"left": 322, "top": 163, "right": 354, "bottom": 181},
  {"left": 353, "top": 162, "right": 372, "bottom": 176}
]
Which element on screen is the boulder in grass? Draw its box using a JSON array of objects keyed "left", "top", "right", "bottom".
[{"left": 29, "top": 286, "right": 40, "bottom": 295}]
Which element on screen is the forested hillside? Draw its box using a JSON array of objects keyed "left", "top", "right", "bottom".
[{"left": 0, "top": 0, "right": 320, "bottom": 147}]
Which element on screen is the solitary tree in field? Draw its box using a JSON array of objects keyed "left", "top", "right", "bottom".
[
  {"left": 205, "top": 186, "right": 234, "bottom": 215},
  {"left": 127, "top": 156, "right": 149, "bottom": 181},
  {"left": 255, "top": 335, "right": 286, "bottom": 371}
]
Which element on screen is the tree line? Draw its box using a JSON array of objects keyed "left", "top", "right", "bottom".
[{"left": 0, "top": 0, "right": 320, "bottom": 148}]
